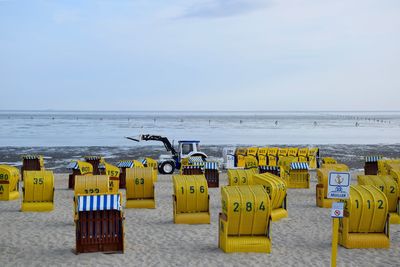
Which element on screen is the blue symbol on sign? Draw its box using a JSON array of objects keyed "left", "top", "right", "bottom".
[{"left": 336, "top": 186, "right": 342, "bottom": 192}]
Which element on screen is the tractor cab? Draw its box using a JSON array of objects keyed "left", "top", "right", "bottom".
[{"left": 178, "top": 140, "right": 202, "bottom": 160}]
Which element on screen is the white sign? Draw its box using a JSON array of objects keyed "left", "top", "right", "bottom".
[
  {"left": 327, "top": 171, "right": 350, "bottom": 199},
  {"left": 223, "top": 147, "right": 236, "bottom": 169},
  {"left": 331, "top": 202, "right": 344, "bottom": 218}
]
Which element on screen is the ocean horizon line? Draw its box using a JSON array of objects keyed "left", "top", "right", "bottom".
[{"left": 1, "top": 109, "right": 400, "bottom": 113}]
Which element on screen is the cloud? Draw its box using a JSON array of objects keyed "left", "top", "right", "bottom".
[{"left": 179, "top": 0, "right": 269, "bottom": 19}]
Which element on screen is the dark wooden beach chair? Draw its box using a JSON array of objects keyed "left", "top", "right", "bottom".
[{"left": 75, "top": 193, "right": 124, "bottom": 254}]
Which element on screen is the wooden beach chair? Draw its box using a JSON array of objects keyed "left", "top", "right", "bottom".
[
  {"left": 0, "top": 165, "right": 20, "bottom": 201},
  {"left": 172, "top": 175, "right": 210, "bottom": 224},
  {"left": 219, "top": 185, "right": 272, "bottom": 253},
  {"left": 339, "top": 185, "right": 390, "bottom": 249},
  {"left": 125, "top": 167, "right": 155, "bottom": 209},
  {"left": 21, "top": 170, "right": 54, "bottom": 212},
  {"left": 253, "top": 172, "right": 288, "bottom": 221},
  {"left": 75, "top": 193, "right": 124, "bottom": 254}
]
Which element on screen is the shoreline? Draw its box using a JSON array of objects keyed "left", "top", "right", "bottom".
[{"left": 0, "top": 144, "right": 399, "bottom": 172}]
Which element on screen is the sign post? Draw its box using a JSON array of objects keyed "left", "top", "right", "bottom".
[{"left": 327, "top": 171, "right": 350, "bottom": 267}]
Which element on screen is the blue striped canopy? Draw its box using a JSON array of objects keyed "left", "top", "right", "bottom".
[
  {"left": 204, "top": 162, "right": 218, "bottom": 170},
  {"left": 77, "top": 194, "right": 121, "bottom": 212},
  {"left": 290, "top": 162, "right": 309, "bottom": 170},
  {"left": 117, "top": 160, "right": 134, "bottom": 168},
  {"left": 259, "top": 165, "right": 280, "bottom": 171},
  {"left": 365, "top": 156, "right": 382, "bottom": 163},
  {"left": 67, "top": 161, "right": 79, "bottom": 170}
]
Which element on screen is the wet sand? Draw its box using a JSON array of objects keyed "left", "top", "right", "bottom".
[{"left": 0, "top": 144, "right": 399, "bottom": 172}]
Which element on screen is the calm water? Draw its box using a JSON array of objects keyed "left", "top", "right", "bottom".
[{"left": 0, "top": 111, "right": 399, "bottom": 146}]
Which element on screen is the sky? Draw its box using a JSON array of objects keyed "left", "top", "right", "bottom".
[{"left": 0, "top": 0, "right": 399, "bottom": 111}]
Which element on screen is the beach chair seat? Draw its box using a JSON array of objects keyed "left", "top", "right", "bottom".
[
  {"left": 125, "top": 167, "right": 155, "bottom": 209},
  {"left": 75, "top": 193, "right": 124, "bottom": 254},
  {"left": 257, "top": 147, "right": 268, "bottom": 166},
  {"left": 173, "top": 175, "right": 210, "bottom": 224},
  {"left": 21, "top": 170, "right": 54, "bottom": 212},
  {"left": 235, "top": 148, "right": 247, "bottom": 168},
  {"left": 219, "top": 185, "right": 271, "bottom": 253},
  {"left": 339, "top": 185, "right": 390, "bottom": 249},
  {"left": 267, "top": 148, "right": 278, "bottom": 166},
  {"left": 253, "top": 173, "right": 288, "bottom": 221},
  {"left": 284, "top": 162, "right": 310, "bottom": 189},
  {"left": 0, "top": 165, "right": 20, "bottom": 201},
  {"left": 297, "top": 148, "right": 309, "bottom": 162},
  {"left": 204, "top": 162, "right": 219, "bottom": 188},
  {"left": 287, "top": 147, "right": 299, "bottom": 157},
  {"left": 68, "top": 161, "right": 93, "bottom": 189}
]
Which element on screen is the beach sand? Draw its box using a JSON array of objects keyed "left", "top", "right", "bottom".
[{"left": 1, "top": 172, "right": 400, "bottom": 267}]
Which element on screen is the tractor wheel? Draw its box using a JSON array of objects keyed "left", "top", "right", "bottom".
[{"left": 159, "top": 161, "right": 174, "bottom": 175}]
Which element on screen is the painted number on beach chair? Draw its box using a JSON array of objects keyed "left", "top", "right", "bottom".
[
  {"left": 107, "top": 170, "right": 119, "bottom": 177},
  {"left": 378, "top": 200, "right": 384, "bottom": 209},
  {"left": 33, "top": 177, "right": 44, "bottom": 185},
  {"left": 232, "top": 202, "right": 256, "bottom": 212},
  {"left": 246, "top": 202, "right": 252, "bottom": 211},
  {"left": 265, "top": 186, "right": 271, "bottom": 194},
  {"left": 200, "top": 186, "right": 205, "bottom": 193},
  {"left": 135, "top": 178, "right": 144, "bottom": 185},
  {"left": 390, "top": 186, "right": 395, "bottom": 193},
  {"left": 81, "top": 167, "right": 90, "bottom": 173},
  {"left": 84, "top": 188, "right": 100, "bottom": 194},
  {"left": 181, "top": 185, "right": 205, "bottom": 194},
  {"left": 0, "top": 174, "right": 9, "bottom": 180},
  {"left": 233, "top": 202, "right": 239, "bottom": 212}
]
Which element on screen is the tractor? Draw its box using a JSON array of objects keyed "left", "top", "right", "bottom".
[{"left": 125, "top": 134, "right": 207, "bottom": 174}]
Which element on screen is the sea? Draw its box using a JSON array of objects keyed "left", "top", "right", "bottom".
[{"left": 0, "top": 110, "right": 399, "bottom": 146}]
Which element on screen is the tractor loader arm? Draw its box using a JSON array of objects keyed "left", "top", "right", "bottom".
[{"left": 125, "top": 134, "right": 178, "bottom": 156}]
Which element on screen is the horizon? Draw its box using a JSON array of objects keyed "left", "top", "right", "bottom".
[{"left": 1, "top": 109, "right": 400, "bottom": 113}]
